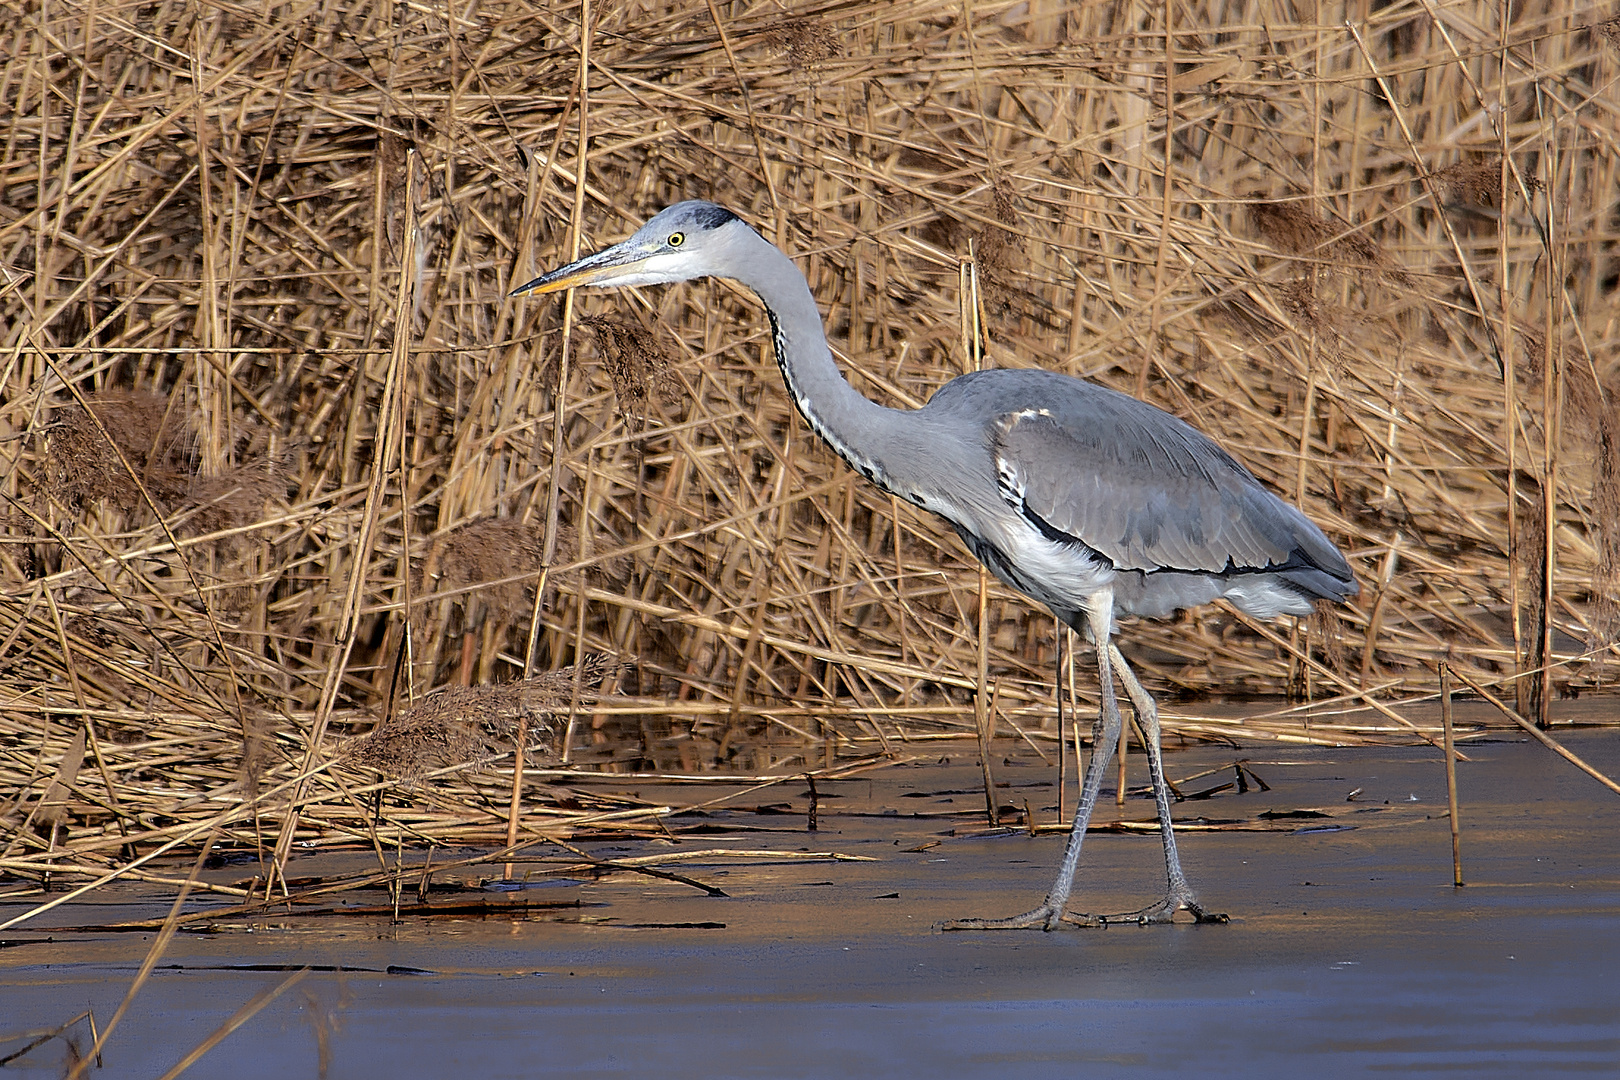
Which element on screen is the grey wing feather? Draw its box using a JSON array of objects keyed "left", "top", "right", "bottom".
[{"left": 993, "top": 400, "right": 1345, "bottom": 581}]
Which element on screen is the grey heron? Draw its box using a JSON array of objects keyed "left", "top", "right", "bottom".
[{"left": 512, "top": 201, "right": 1359, "bottom": 930}]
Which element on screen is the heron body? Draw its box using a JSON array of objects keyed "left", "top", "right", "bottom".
[{"left": 513, "top": 201, "right": 1358, "bottom": 930}]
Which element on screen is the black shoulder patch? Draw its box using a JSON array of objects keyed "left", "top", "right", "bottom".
[{"left": 692, "top": 204, "right": 739, "bottom": 230}]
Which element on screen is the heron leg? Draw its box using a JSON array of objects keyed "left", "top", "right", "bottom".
[
  {"left": 1094, "top": 645, "right": 1228, "bottom": 926},
  {"left": 942, "top": 605, "right": 1123, "bottom": 931}
]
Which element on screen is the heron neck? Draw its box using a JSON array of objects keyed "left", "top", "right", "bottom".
[{"left": 737, "top": 235, "right": 912, "bottom": 488}]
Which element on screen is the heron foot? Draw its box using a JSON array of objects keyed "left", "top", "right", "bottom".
[
  {"left": 939, "top": 901, "right": 1071, "bottom": 932},
  {"left": 1092, "top": 891, "right": 1228, "bottom": 926},
  {"left": 942, "top": 896, "right": 1227, "bottom": 930}
]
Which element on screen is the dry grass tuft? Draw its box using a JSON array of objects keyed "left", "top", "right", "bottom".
[
  {"left": 348, "top": 655, "right": 618, "bottom": 779},
  {"left": 765, "top": 14, "right": 840, "bottom": 71},
  {"left": 1248, "top": 200, "right": 1395, "bottom": 281},
  {"left": 42, "top": 392, "right": 287, "bottom": 538},
  {"left": 44, "top": 393, "right": 191, "bottom": 512},
  {"left": 1429, "top": 156, "right": 1524, "bottom": 207},
  {"left": 1269, "top": 279, "right": 1330, "bottom": 333},
  {"left": 1592, "top": 389, "right": 1620, "bottom": 667},
  {"left": 582, "top": 315, "right": 683, "bottom": 436},
  {"left": 182, "top": 459, "right": 290, "bottom": 539},
  {"left": 412, "top": 516, "right": 630, "bottom": 686},
  {"left": 418, "top": 516, "right": 548, "bottom": 637},
  {"left": 1594, "top": 15, "right": 1620, "bottom": 51},
  {"left": 419, "top": 518, "right": 628, "bottom": 622}
]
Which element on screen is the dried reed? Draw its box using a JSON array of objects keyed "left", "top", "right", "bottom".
[{"left": 1, "top": 1, "right": 1615, "bottom": 877}]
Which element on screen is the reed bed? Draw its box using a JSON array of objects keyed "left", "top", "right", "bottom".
[{"left": 2, "top": 0, "right": 1618, "bottom": 884}]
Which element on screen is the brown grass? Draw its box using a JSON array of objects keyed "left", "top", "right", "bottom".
[
  {"left": 1, "top": 0, "right": 1617, "bottom": 876},
  {"left": 580, "top": 314, "right": 683, "bottom": 437},
  {"left": 348, "top": 654, "right": 616, "bottom": 778}
]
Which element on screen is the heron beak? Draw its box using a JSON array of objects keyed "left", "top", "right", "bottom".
[{"left": 509, "top": 241, "right": 651, "bottom": 297}]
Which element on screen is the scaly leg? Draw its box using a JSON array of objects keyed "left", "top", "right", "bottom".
[
  {"left": 943, "top": 603, "right": 1122, "bottom": 931},
  {"left": 1096, "top": 644, "right": 1227, "bottom": 925}
]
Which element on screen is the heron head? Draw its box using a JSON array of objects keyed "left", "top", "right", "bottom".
[{"left": 510, "top": 201, "right": 753, "bottom": 296}]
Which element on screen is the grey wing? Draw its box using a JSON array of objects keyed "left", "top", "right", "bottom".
[{"left": 992, "top": 403, "right": 1349, "bottom": 583}]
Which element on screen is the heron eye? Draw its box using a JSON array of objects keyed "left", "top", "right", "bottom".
[{"left": 668, "top": 232, "right": 685, "bottom": 247}]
